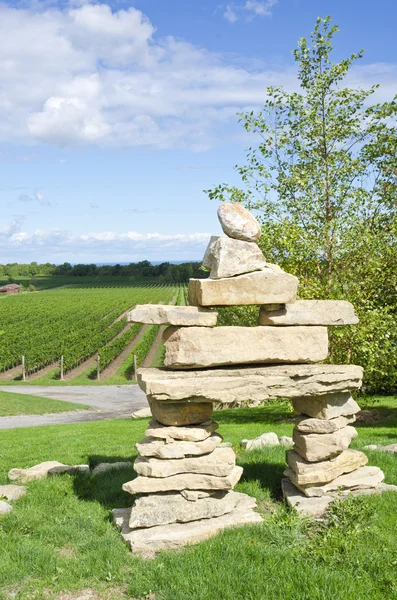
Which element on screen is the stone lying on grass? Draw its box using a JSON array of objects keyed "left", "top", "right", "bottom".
[
  {"left": 217, "top": 202, "right": 262, "bottom": 242},
  {"left": 92, "top": 462, "right": 133, "bottom": 476},
  {"left": 128, "top": 490, "right": 239, "bottom": 529},
  {"left": 295, "top": 414, "right": 356, "bottom": 434},
  {"left": 127, "top": 304, "right": 217, "bottom": 327},
  {"left": 293, "top": 426, "right": 358, "bottom": 462},
  {"left": 163, "top": 325, "right": 328, "bottom": 369},
  {"left": 188, "top": 267, "right": 298, "bottom": 307},
  {"left": 0, "top": 500, "right": 12, "bottom": 515},
  {"left": 0, "top": 485, "right": 27, "bottom": 501},
  {"left": 145, "top": 419, "right": 218, "bottom": 442},
  {"left": 203, "top": 236, "right": 266, "bottom": 279},
  {"left": 279, "top": 436, "right": 294, "bottom": 447},
  {"left": 8, "top": 461, "right": 89, "bottom": 483},
  {"left": 123, "top": 465, "right": 243, "bottom": 494},
  {"left": 259, "top": 300, "right": 358, "bottom": 326},
  {"left": 147, "top": 397, "right": 213, "bottom": 426},
  {"left": 241, "top": 432, "right": 279, "bottom": 450},
  {"left": 292, "top": 392, "right": 361, "bottom": 420},
  {"left": 136, "top": 433, "right": 223, "bottom": 459},
  {"left": 134, "top": 447, "right": 235, "bottom": 478},
  {"left": 113, "top": 491, "right": 262, "bottom": 558},
  {"left": 138, "top": 364, "right": 363, "bottom": 404},
  {"left": 285, "top": 466, "right": 385, "bottom": 498},
  {"left": 281, "top": 478, "right": 334, "bottom": 519},
  {"left": 286, "top": 449, "right": 368, "bottom": 486}
]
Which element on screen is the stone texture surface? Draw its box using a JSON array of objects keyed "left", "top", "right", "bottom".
[
  {"left": 123, "top": 465, "right": 243, "bottom": 494},
  {"left": 113, "top": 492, "right": 262, "bottom": 557},
  {"left": 0, "top": 485, "right": 27, "bottom": 501},
  {"left": 293, "top": 426, "right": 358, "bottom": 462},
  {"left": 136, "top": 433, "right": 223, "bottom": 459},
  {"left": 0, "top": 500, "right": 12, "bottom": 514},
  {"left": 295, "top": 414, "right": 356, "bottom": 434},
  {"left": 282, "top": 478, "right": 333, "bottom": 518},
  {"left": 188, "top": 267, "right": 298, "bottom": 307},
  {"left": 259, "top": 300, "right": 358, "bottom": 326},
  {"left": 163, "top": 325, "right": 328, "bottom": 369},
  {"left": 92, "top": 462, "right": 133, "bottom": 476},
  {"left": 8, "top": 461, "right": 89, "bottom": 483},
  {"left": 217, "top": 202, "right": 261, "bottom": 242},
  {"left": 127, "top": 304, "right": 217, "bottom": 327},
  {"left": 138, "top": 364, "right": 363, "bottom": 404},
  {"left": 279, "top": 436, "right": 294, "bottom": 447},
  {"left": 292, "top": 393, "right": 361, "bottom": 420},
  {"left": 145, "top": 419, "right": 218, "bottom": 442},
  {"left": 286, "top": 449, "right": 368, "bottom": 485},
  {"left": 132, "top": 407, "right": 152, "bottom": 419},
  {"left": 286, "top": 466, "right": 385, "bottom": 498},
  {"left": 203, "top": 236, "right": 266, "bottom": 279},
  {"left": 133, "top": 447, "right": 235, "bottom": 478},
  {"left": 181, "top": 490, "right": 214, "bottom": 501},
  {"left": 147, "top": 397, "right": 213, "bottom": 426},
  {"left": 128, "top": 490, "right": 238, "bottom": 529},
  {"left": 241, "top": 432, "right": 279, "bottom": 450}
]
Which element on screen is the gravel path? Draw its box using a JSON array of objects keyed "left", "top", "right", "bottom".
[{"left": 0, "top": 385, "right": 148, "bottom": 430}]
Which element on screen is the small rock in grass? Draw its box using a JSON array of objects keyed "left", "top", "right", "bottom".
[
  {"left": 92, "top": 462, "right": 133, "bottom": 476},
  {"left": 279, "top": 436, "right": 294, "bottom": 448},
  {"left": 363, "top": 444, "right": 378, "bottom": 451},
  {"left": 0, "top": 500, "right": 12, "bottom": 514},
  {"left": 0, "top": 485, "right": 27, "bottom": 501},
  {"left": 241, "top": 432, "right": 279, "bottom": 450},
  {"left": 8, "top": 461, "right": 89, "bottom": 483}
]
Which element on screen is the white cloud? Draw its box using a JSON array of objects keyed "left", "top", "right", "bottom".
[
  {"left": 244, "top": 0, "right": 278, "bottom": 18},
  {"left": 18, "top": 190, "right": 51, "bottom": 206},
  {"left": 223, "top": 1, "right": 278, "bottom": 22},
  {"left": 223, "top": 5, "right": 239, "bottom": 23}
]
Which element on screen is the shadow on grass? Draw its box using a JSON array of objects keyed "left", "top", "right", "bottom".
[{"left": 214, "top": 404, "right": 293, "bottom": 425}]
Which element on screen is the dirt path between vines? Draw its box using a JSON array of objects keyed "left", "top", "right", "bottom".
[
  {"left": 142, "top": 325, "right": 165, "bottom": 368},
  {"left": 100, "top": 324, "right": 149, "bottom": 380}
]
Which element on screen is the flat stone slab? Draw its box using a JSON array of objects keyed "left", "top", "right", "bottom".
[
  {"left": 188, "top": 267, "right": 298, "bottom": 307},
  {"left": 285, "top": 466, "right": 385, "bottom": 498},
  {"left": 113, "top": 491, "right": 262, "bottom": 557},
  {"left": 295, "top": 414, "right": 356, "bottom": 434},
  {"left": 128, "top": 490, "right": 239, "bottom": 529},
  {"left": 134, "top": 447, "right": 235, "bottom": 478},
  {"left": 203, "top": 236, "right": 266, "bottom": 279},
  {"left": 147, "top": 397, "right": 213, "bottom": 426},
  {"left": 138, "top": 364, "right": 364, "bottom": 404},
  {"left": 123, "top": 465, "right": 243, "bottom": 494},
  {"left": 127, "top": 305, "right": 217, "bottom": 327},
  {"left": 282, "top": 478, "right": 334, "bottom": 518},
  {"left": 259, "top": 300, "right": 358, "bottom": 326},
  {"left": 146, "top": 420, "right": 218, "bottom": 442},
  {"left": 0, "top": 500, "right": 12, "bottom": 514},
  {"left": 163, "top": 325, "right": 328, "bottom": 369},
  {"left": 293, "top": 426, "right": 358, "bottom": 462},
  {"left": 293, "top": 392, "right": 361, "bottom": 420},
  {"left": 241, "top": 432, "right": 279, "bottom": 450},
  {"left": 8, "top": 461, "right": 89, "bottom": 483},
  {"left": 286, "top": 449, "right": 368, "bottom": 486},
  {"left": 0, "top": 485, "right": 27, "bottom": 501},
  {"left": 91, "top": 462, "right": 133, "bottom": 476},
  {"left": 136, "top": 433, "right": 223, "bottom": 459},
  {"left": 218, "top": 202, "right": 261, "bottom": 242}
]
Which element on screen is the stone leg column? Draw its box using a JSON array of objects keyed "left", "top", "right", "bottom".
[
  {"left": 282, "top": 391, "right": 386, "bottom": 518},
  {"left": 113, "top": 397, "right": 262, "bottom": 557}
]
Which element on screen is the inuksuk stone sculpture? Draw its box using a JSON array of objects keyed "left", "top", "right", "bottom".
[{"left": 113, "top": 201, "right": 392, "bottom": 555}]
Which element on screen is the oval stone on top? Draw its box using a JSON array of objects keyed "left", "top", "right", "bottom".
[{"left": 217, "top": 202, "right": 261, "bottom": 242}]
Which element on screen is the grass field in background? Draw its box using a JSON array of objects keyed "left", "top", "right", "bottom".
[
  {"left": 0, "top": 397, "right": 396, "bottom": 600},
  {"left": 0, "top": 390, "right": 89, "bottom": 417}
]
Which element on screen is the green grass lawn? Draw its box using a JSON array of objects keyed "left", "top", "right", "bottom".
[
  {"left": 0, "top": 390, "right": 90, "bottom": 417},
  {"left": 0, "top": 398, "right": 396, "bottom": 600}
]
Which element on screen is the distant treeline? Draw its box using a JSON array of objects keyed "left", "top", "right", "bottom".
[{"left": 0, "top": 261, "right": 206, "bottom": 283}]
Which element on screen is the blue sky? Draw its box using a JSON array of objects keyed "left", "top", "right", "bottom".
[{"left": 1, "top": 0, "right": 396, "bottom": 264}]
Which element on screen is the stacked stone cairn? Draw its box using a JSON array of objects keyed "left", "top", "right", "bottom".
[{"left": 113, "top": 202, "right": 392, "bottom": 556}]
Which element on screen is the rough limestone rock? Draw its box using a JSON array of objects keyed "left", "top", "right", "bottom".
[
  {"left": 145, "top": 420, "right": 218, "bottom": 442},
  {"left": 0, "top": 500, "right": 12, "bottom": 515},
  {"left": 181, "top": 490, "right": 214, "bottom": 501},
  {"left": 147, "top": 397, "right": 213, "bottom": 426},
  {"left": 128, "top": 490, "right": 239, "bottom": 529},
  {"left": 163, "top": 326, "right": 328, "bottom": 369},
  {"left": 379, "top": 444, "right": 397, "bottom": 455},
  {"left": 133, "top": 447, "right": 235, "bottom": 478},
  {"left": 295, "top": 414, "right": 356, "bottom": 434},
  {"left": 131, "top": 407, "right": 152, "bottom": 418},
  {"left": 92, "top": 462, "right": 133, "bottom": 476},
  {"left": 136, "top": 433, "right": 223, "bottom": 459},
  {"left": 188, "top": 267, "right": 298, "bottom": 307},
  {"left": 281, "top": 478, "right": 333, "bottom": 518},
  {"left": 127, "top": 304, "right": 217, "bottom": 327},
  {"left": 138, "top": 364, "right": 363, "bottom": 404},
  {"left": 286, "top": 449, "right": 368, "bottom": 486},
  {"left": 203, "top": 236, "right": 266, "bottom": 279},
  {"left": 217, "top": 202, "right": 261, "bottom": 242},
  {"left": 293, "top": 426, "right": 358, "bottom": 462},
  {"left": 279, "top": 436, "right": 294, "bottom": 448},
  {"left": 113, "top": 492, "right": 262, "bottom": 557},
  {"left": 286, "top": 466, "right": 385, "bottom": 498},
  {"left": 292, "top": 392, "right": 361, "bottom": 420},
  {"left": 8, "top": 462, "right": 89, "bottom": 483},
  {"left": 259, "top": 300, "right": 358, "bottom": 326},
  {"left": 0, "top": 485, "right": 27, "bottom": 501},
  {"left": 123, "top": 465, "right": 243, "bottom": 494},
  {"left": 241, "top": 432, "right": 279, "bottom": 450}
]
